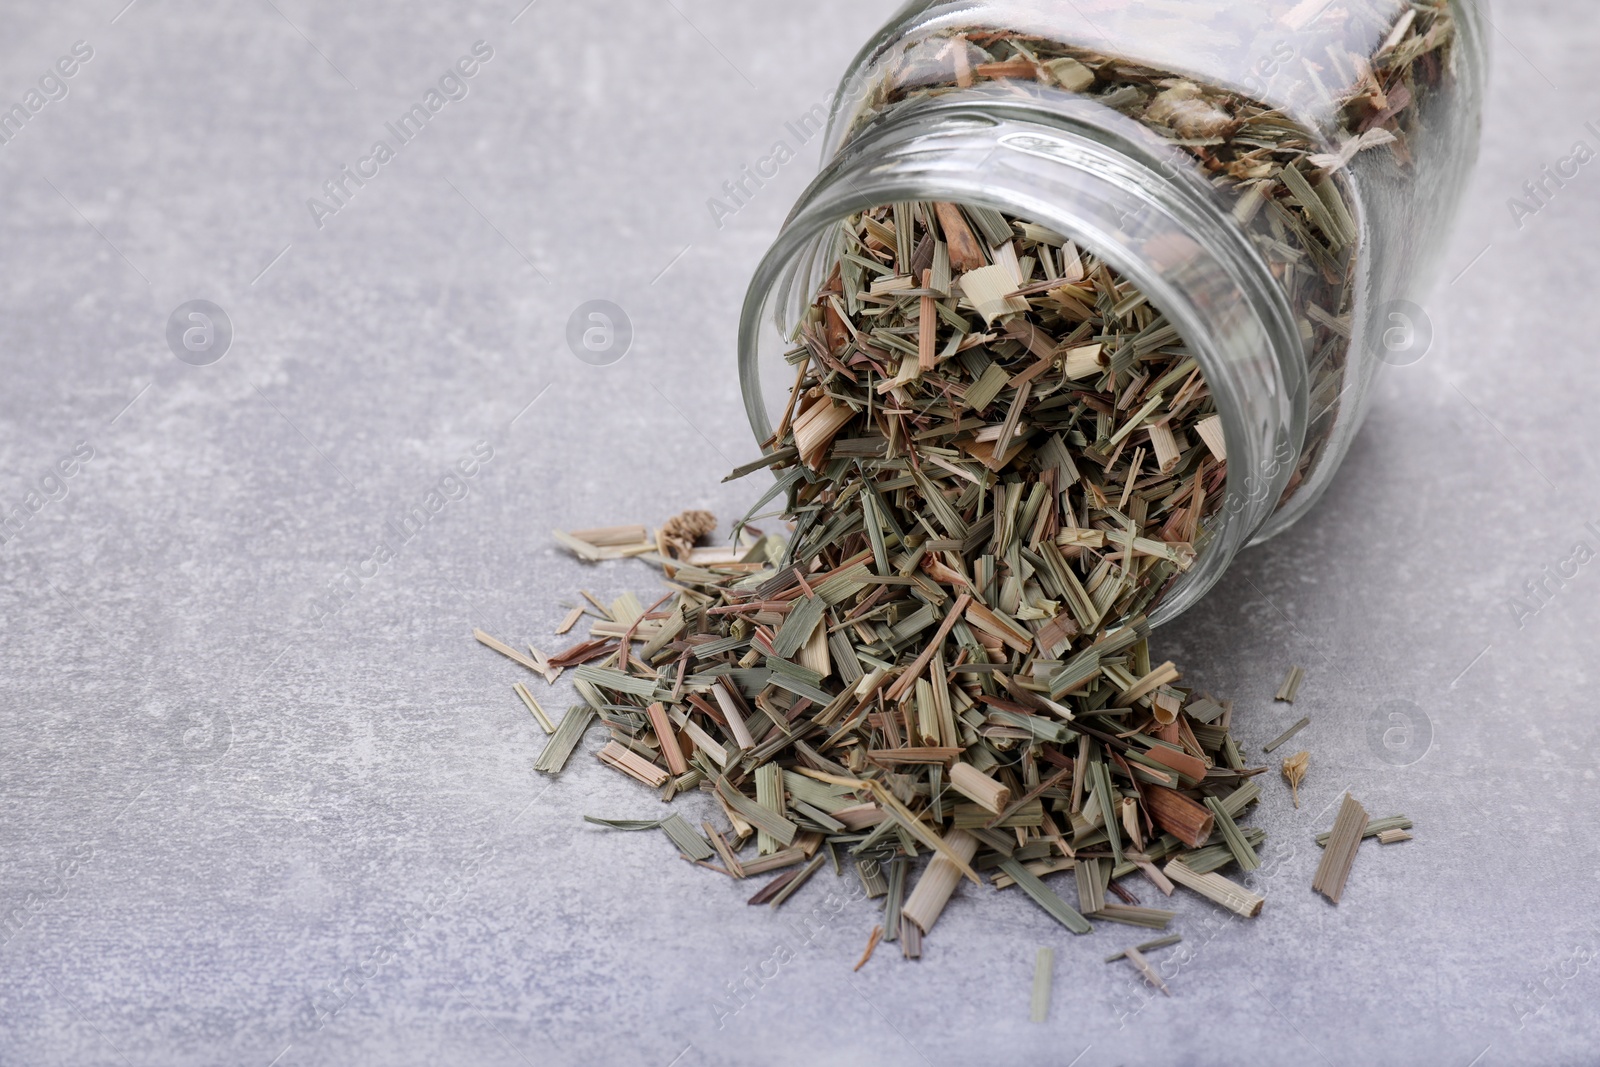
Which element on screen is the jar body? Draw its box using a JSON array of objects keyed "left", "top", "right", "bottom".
[
  {"left": 738, "top": 0, "right": 1484, "bottom": 628},
  {"left": 815, "top": 0, "right": 1486, "bottom": 541}
]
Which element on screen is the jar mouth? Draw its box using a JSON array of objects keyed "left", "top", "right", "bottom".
[{"left": 739, "top": 85, "right": 1306, "bottom": 627}]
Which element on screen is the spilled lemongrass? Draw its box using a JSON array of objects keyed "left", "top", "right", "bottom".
[
  {"left": 1088, "top": 905, "right": 1175, "bottom": 930},
  {"left": 513, "top": 682, "right": 556, "bottom": 734},
  {"left": 1105, "top": 933, "right": 1182, "bottom": 963},
  {"left": 1163, "top": 860, "right": 1264, "bottom": 918},
  {"left": 899, "top": 829, "right": 978, "bottom": 936},
  {"left": 1263, "top": 716, "right": 1311, "bottom": 754},
  {"left": 1031, "top": 947, "right": 1054, "bottom": 1023},
  {"left": 532, "top": 706, "right": 594, "bottom": 775},
  {"left": 855, "top": 925, "right": 885, "bottom": 971},
  {"left": 999, "top": 858, "right": 1093, "bottom": 935},
  {"left": 1281, "top": 750, "right": 1310, "bottom": 808},
  {"left": 1275, "top": 665, "right": 1305, "bottom": 703},
  {"left": 1204, "top": 796, "right": 1261, "bottom": 873},
  {"left": 1312, "top": 793, "right": 1369, "bottom": 904},
  {"left": 1124, "top": 946, "right": 1171, "bottom": 997},
  {"left": 1315, "top": 814, "right": 1412, "bottom": 846}
]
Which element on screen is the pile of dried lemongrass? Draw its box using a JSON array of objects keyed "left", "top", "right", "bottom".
[
  {"left": 471, "top": 0, "right": 1450, "bottom": 964},
  {"left": 474, "top": 201, "right": 1306, "bottom": 971}
]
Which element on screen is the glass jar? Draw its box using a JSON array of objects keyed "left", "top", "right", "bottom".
[{"left": 739, "top": 0, "right": 1485, "bottom": 625}]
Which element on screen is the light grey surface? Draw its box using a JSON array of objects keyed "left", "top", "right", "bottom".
[{"left": 1, "top": 2, "right": 1597, "bottom": 1065}]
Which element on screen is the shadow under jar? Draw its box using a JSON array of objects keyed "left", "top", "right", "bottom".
[{"left": 739, "top": 0, "right": 1485, "bottom": 627}]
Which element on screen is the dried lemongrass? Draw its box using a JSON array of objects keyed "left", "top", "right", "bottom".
[
  {"left": 1133, "top": 859, "right": 1175, "bottom": 897},
  {"left": 476, "top": 152, "right": 1436, "bottom": 971},
  {"left": 1275, "top": 665, "right": 1305, "bottom": 703},
  {"left": 1164, "top": 859, "right": 1264, "bottom": 918},
  {"left": 1118, "top": 661, "right": 1180, "bottom": 705},
  {"left": 713, "top": 681, "right": 757, "bottom": 752},
  {"left": 1315, "top": 814, "right": 1412, "bottom": 847},
  {"left": 748, "top": 866, "right": 805, "bottom": 906},
  {"left": 1178, "top": 827, "right": 1266, "bottom": 875},
  {"left": 738, "top": 849, "right": 806, "bottom": 877},
  {"left": 855, "top": 925, "right": 885, "bottom": 971},
  {"left": 1031, "top": 947, "right": 1054, "bottom": 1023},
  {"left": 659, "top": 813, "right": 714, "bottom": 862},
  {"left": 900, "top": 919, "right": 923, "bottom": 960},
  {"left": 1090, "top": 905, "right": 1175, "bottom": 930},
  {"left": 658, "top": 509, "right": 718, "bottom": 561},
  {"left": 1312, "top": 793, "right": 1369, "bottom": 904},
  {"left": 533, "top": 706, "right": 595, "bottom": 774},
  {"left": 991, "top": 856, "right": 1075, "bottom": 889},
  {"left": 1105, "top": 934, "right": 1181, "bottom": 963},
  {"left": 1264, "top": 715, "right": 1310, "bottom": 753},
  {"left": 646, "top": 701, "right": 688, "bottom": 776},
  {"left": 754, "top": 762, "right": 787, "bottom": 855},
  {"left": 792, "top": 397, "right": 855, "bottom": 469},
  {"left": 899, "top": 829, "right": 978, "bottom": 936},
  {"left": 1144, "top": 788, "right": 1215, "bottom": 849},
  {"left": 570, "top": 524, "right": 648, "bottom": 547},
  {"left": 553, "top": 527, "right": 655, "bottom": 562},
  {"left": 948, "top": 762, "right": 1010, "bottom": 814},
  {"left": 1281, "top": 750, "right": 1310, "bottom": 808},
  {"left": 1000, "top": 858, "right": 1093, "bottom": 934},
  {"left": 717, "top": 777, "right": 797, "bottom": 849},
  {"left": 513, "top": 682, "right": 556, "bottom": 734},
  {"left": 882, "top": 857, "right": 909, "bottom": 942},
  {"left": 858, "top": 858, "right": 889, "bottom": 899},
  {"left": 474, "top": 628, "right": 544, "bottom": 673},
  {"left": 1124, "top": 946, "right": 1171, "bottom": 997},
  {"left": 597, "top": 741, "right": 670, "bottom": 789},
  {"left": 1076, "top": 857, "right": 1106, "bottom": 915},
  {"left": 704, "top": 821, "right": 746, "bottom": 877},
  {"left": 767, "top": 854, "right": 826, "bottom": 909},
  {"left": 1203, "top": 796, "right": 1261, "bottom": 873},
  {"left": 961, "top": 264, "right": 1030, "bottom": 325},
  {"left": 1194, "top": 414, "right": 1226, "bottom": 461}
]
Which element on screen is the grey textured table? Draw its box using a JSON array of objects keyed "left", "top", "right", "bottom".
[{"left": 2, "top": 3, "right": 1596, "bottom": 1065}]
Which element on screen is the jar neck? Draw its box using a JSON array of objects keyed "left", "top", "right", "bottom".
[{"left": 739, "top": 85, "right": 1307, "bottom": 625}]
